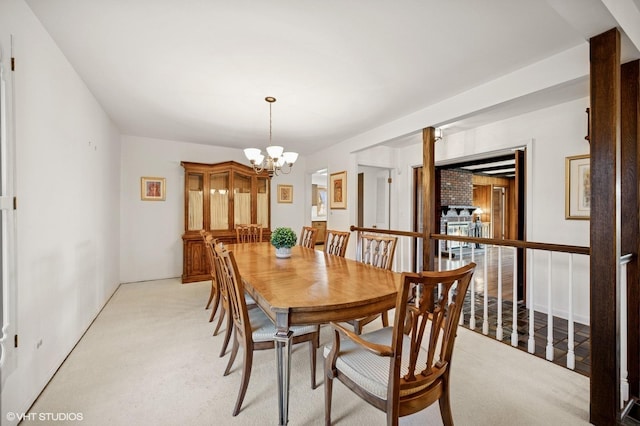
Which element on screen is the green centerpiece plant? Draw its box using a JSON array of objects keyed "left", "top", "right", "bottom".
[{"left": 271, "top": 227, "right": 297, "bottom": 258}]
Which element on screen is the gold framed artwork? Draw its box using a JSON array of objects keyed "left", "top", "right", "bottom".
[
  {"left": 565, "top": 155, "right": 590, "bottom": 220},
  {"left": 141, "top": 177, "right": 166, "bottom": 201},
  {"left": 329, "top": 171, "right": 347, "bottom": 209},
  {"left": 277, "top": 184, "right": 293, "bottom": 203}
]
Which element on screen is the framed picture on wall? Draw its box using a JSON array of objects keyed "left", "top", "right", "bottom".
[
  {"left": 329, "top": 171, "right": 347, "bottom": 209},
  {"left": 141, "top": 177, "right": 166, "bottom": 201},
  {"left": 277, "top": 184, "right": 293, "bottom": 203},
  {"left": 565, "top": 154, "right": 590, "bottom": 219}
]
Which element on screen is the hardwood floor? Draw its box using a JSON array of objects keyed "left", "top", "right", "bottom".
[{"left": 440, "top": 245, "right": 515, "bottom": 301}]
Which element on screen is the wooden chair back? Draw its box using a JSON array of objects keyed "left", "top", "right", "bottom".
[
  {"left": 235, "top": 224, "right": 263, "bottom": 243},
  {"left": 215, "top": 246, "right": 251, "bottom": 345},
  {"left": 209, "top": 239, "right": 233, "bottom": 355},
  {"left": 299, "top": 226, "right": 318, "bottom": 248},
  {"left": 356, "top": 233, "right": 397, "bottom": 270},
  {"left": 348, "top": 233, "right": 398, "bottom": 333},
  {"left": 324, "top": 229, "right": 350, "bottom": 257},
  {"left": 200, "top": 230, "right": 221, "bottom": 319},
  {"left": 325, "top": 262, "right": 476, "bottom": 425},
  {"left": 200, "top": 230, "right": 215, "bottom": 276}
]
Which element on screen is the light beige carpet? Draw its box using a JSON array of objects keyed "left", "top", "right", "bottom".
[{"left": 24, "top": 278, "right": 590, "bottom": 425}]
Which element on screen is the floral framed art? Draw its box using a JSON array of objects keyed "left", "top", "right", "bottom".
[
  {"left": 329, "top": 171, "right": 347, "bottom": 209},
  {"left": 141, "top": 177, "right": 166, "bottom": 201},
  {"left": 565, "top": 155, "right": 590, "bottom": 220},
  {"left": 277, "top": 184, "right": 293, "bottom": 203}
]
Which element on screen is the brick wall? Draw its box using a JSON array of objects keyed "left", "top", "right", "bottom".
[{"left": 441, "top": 169, "right": 473, "bottom": 205}]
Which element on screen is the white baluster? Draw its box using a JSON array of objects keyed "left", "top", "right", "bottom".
[
  {"left": 469, "top": 246, "right": 476, "bottom": 330},
  {"left": 437, "top": 246, "right": 442, "bottom": 272},
  {"left": 567, "top": 254, "right": 575, "bottom": 370},
  {"left": 527, "top": 250, "right": 535, "bottom": 354},
  {"left": 496, "top": 246, "right": 503, "bottom": 341},
  {"left": 545, "top": 251, "right": 554, "bottom": 361},
  {"left": 511, "top": 247, "right": 518, "bottom": 347},
  {"left": 621, "top": 257, "right": 630, "bottom": 409},
  {"left": 482, "top": 249, "right": 489, "bottom": 335}
]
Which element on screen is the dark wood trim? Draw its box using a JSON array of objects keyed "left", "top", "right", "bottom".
[
  {"left": 422, "top": 127, "right": 437, "bottom": 271},
  {"left": 589, "top": 27, "right": 621, "bottom": 425},
  {"left": 622, "top": 59, "right": 640, "bottom": 399},
  {"left": 350, "top": 226, "right": 422, "bottom": 238},
  {"left": 357, "top": 173, "right": 364, "bottom": 227},
  {"left": 351, "top": 225, "right": 589, "bottom": 256},
  {"left": 515, "top": 149, "right": 526, "bottom": 300},
  {"left": 435, "top": 168, "right": 441, "bottom": 256},
  {"left": 430, "top": 233, "right": 589, "bottom": 255}
]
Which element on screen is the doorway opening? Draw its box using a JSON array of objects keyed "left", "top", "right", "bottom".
[
  {"left": 413, "top": 150, "right": 526, "bottom": 300},
  {"left": 357, "top": 166, "right": 392, "bottom": 230},
  {"left": 310, "top": 169, "right": 328, "bottom": 247}
]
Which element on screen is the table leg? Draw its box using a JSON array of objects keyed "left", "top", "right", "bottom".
[{"left": 275, "top": 329, "right": 293, "bottom": 425}]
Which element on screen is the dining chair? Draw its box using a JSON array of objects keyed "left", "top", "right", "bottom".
[
  {"left": 209, "top": 241, "right": 256, "bottom": 357},
  {"left": 323, "top": 229, "right": 350, "bottom": 257},
  {"left": 215, "top": 244, "right": 320, "bottom": 416},
  {"left": 324, "top": 262, "right": 476, "bottom": 426},
  {"left": 200, "top": 230, "right": 221, "bottom": 323},
  {"left": 349, "top": 233, "right": 398, "bottom": 334},
  {"left": 235, "top": 224, "right": 263, "bottom": 243},
  {"left": 299, "top": 226, "right": 318, "bottom": 248}
]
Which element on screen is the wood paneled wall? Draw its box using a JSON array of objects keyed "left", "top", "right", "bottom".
[{"left": 472, "top": 175, "right": 516, "bottom": 239}]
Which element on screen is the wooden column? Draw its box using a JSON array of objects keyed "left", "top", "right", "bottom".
[
  {"left": 515, "top": 149, "right": 526, "bottom": 299},
  {"left": 622, "top": 59, "right": 640, "bottom": 398},
  {"left": 422, "top": 127, "right": 436, "bottom": 271},
  {"left": 589, "top": 28, "right": 621, "bottom": 425}
]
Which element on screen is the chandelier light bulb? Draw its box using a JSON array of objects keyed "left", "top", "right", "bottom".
[{"left": 282, "top": 152, "right": 298, "bottom": 164}]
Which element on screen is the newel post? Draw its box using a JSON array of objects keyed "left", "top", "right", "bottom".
[
  {"left": 589, "top": 27, "right": 621, "bottom": 425},
  {"left": 422, "top": 127, "right": 437, "bottom": 271}
]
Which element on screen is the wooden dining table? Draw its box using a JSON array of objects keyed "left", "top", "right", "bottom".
[{"left": 227, "top": 242, "right": 399, "bottom": 425}]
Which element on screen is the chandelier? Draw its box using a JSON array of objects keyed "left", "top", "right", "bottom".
[{"left": 244, "top": 97, "right": 298, "bottom": 177}]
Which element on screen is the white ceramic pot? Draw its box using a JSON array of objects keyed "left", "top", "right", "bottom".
[{"left": 275, "top": 247, "right": 292, "bottom": 258}]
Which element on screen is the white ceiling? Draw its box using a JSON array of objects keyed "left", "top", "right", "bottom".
[{"left": 24, "top": 0, "right": 640, "bottom": 155}]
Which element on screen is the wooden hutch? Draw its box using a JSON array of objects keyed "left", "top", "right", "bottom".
[{"left": 181, "top": 161, "right": 271, "bottom": 283}]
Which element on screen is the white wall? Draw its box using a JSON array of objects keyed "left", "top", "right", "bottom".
[
  {"left": 120, "top": 135, "right": 307, "bottom": 283},
  {"left": 1, "top": 0, "right": 122, "bottom": 422},
  {"left": 270, "top": 157, "right": 307, "bottom": 238}
]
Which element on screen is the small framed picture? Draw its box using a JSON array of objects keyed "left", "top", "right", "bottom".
[
  {"left": 329, "top": 171, "right": 347, "bottom": 209},
  {"left": 141, "top": 177, "right": 166, "bottom": 201},
  {"left": 277, "top": 184, "right": 293, "bottom": 203},
  {"left": 565, "top": 155, "right": 590, "bottom": 219}
]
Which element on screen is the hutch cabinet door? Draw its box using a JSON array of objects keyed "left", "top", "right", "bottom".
[
  {"left": 186, "top": 172, "right": 204, "bottom": 231},
  {"left": 182, "top": 236, "right": 209, "bottom": 283},
  {"left": 209, "top": 171, "right": 230, "bottom": 230},
  {"left": 233, "top": 171, "right": 252, "bottom": 225}
]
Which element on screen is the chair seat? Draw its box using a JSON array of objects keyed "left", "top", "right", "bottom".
[
  {"left": 250, "top": 307, "right": 318, "bottom": 342},
  {"left": 324, "top": 327, "right": 435, "bottom": 399},
  {"left": 245, "top": 292, "right": 255, "bottom": 305}
]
